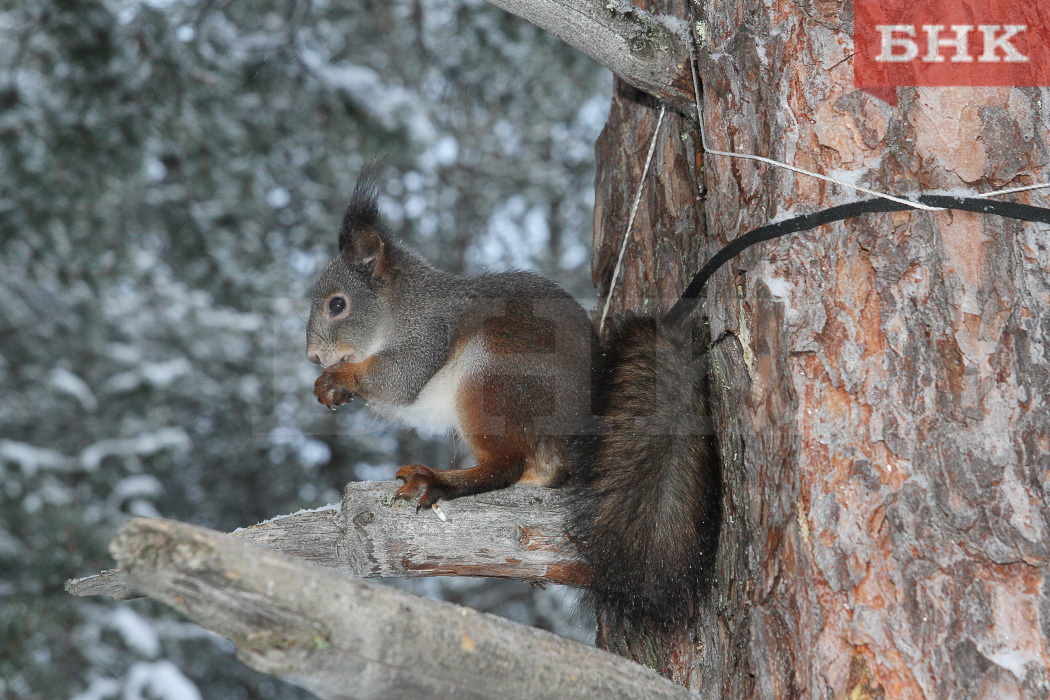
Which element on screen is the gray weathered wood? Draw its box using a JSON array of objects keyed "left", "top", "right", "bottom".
[
  {"left": 65, "top": 569, "right": 136, "bottom": 600},
  {"left": 66, "top": 481, "right": 588, "bottom": 599},
  {"left": 110, "top": 517, "right": 693, "bottom": 700},
  {"left": 336, "top": 480, "right": 588, "bottom": 585},
  {"left": 483, "top": 0, "right": 695, "bottom": 111}
]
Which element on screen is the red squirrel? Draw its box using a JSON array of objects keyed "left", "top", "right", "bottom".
[{"left": 307, "top": 167, "right": 719, "bottom": 625}]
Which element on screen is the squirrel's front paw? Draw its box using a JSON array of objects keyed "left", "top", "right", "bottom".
[
  {"left": 314, "top": 365, "right": 357, "bottom": 409},
  {"left": 394, "top": 464, "right": 446, "bottom": 511}
]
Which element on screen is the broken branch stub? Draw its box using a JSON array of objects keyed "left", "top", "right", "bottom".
[{"left": 484, "top": 0, "right": 696, "bottom": 110}]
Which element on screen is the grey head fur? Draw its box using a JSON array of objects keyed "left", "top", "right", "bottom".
[{"left": 306, "top": 166, "right": 464, "bottom": 368}]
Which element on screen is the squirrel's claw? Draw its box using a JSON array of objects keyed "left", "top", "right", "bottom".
[
  {"left": 394, "top": 464, "right": 446, "bottom": 512},
  {"left": 314, "top": 369, "right": 356, "bottom": 408},
  {"left": 415, "top": 487, "right": 445, "bottom": 512},
  {"left": 316, "top": 387, "right": 354, "bottom": 408}
]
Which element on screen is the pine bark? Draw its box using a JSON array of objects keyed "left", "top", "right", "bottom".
[{"left": 593, "top": 0, "right": 1050, "bottom": 698}]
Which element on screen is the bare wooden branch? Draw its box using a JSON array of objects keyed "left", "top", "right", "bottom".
[
  {"left": 110, "top": 517, "right": 692, "bottom": 700},
  {"left": 66, "top": 481, "right": 589, "bottom": 600},
  {"left": 65, "top": 569, "right": 136, "bottom": 600},
  {"left": 484, "top": 0, "right": 695, "bottom": 110}
]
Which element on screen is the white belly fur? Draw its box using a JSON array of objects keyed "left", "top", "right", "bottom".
[{"left": 368, "top": 347, "right": 470, "bottom": 436}]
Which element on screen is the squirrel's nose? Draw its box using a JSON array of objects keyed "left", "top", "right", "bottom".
[{"left": 307, "top": 352, "right": 322, "bottom": 365}]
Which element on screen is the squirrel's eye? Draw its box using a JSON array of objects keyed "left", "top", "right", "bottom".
[{"left": 328, "top": 297, "right": 347, "bottom": 316}]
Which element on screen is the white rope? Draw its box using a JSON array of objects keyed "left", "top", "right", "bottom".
[
  {"left": 687, "top": 54, "right": 941, "bottom": 211},
  {"left": 686, "top": 50, "right": 1050, "bottom": 210},
  {"left": 598, "top": 39, "right": 1048, "bottom": 331},
  {"left": 599, "top": 104, "right": 666, "bottom": 333},
  {"left": 974, "top": 182, "right": 1050, "bottom": 198}
]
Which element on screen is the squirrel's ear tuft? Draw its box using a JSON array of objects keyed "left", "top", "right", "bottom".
[
  {"left": 338, "top": 162, "right": 384, "bottom": 253},
  {"left": 338, "top": 162, "right": 389, "bottom": 274}
]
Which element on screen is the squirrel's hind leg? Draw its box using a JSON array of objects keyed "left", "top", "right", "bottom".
[
  {"left": 391, "top": 365, "right": 577, "bottom": 510},
  {"left": 391, "top": 373, "right": 547, "bottom": 509},
  {"left": 393, "top": 443, "right": 527, "bottom": 510}
]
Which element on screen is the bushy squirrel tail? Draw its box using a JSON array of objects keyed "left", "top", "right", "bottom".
[{"left": 569, "top": 315, "right": 720, "bottom": 626}]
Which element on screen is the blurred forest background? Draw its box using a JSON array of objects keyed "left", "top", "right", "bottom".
[{"left": 0, "top": 0, "right": 611, "bottom": 697}]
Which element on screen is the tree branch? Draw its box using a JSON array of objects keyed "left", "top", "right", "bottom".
[
  {"left": 484, "top": 0, "right": 696, "bottom": 111},
  {"left": 66, "top": 481, "right": 589, "bottom": 600},
  {"left": 109, "top": 517, "right": 692, "bottom": 700}
]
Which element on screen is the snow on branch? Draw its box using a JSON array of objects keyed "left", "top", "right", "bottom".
[
  {"left": 107, "top": 517, "right": 691, "bottom": 700},
  {"left": 485, "top": 0, "right": 696, "bottom": 110},
  {"left": 66, "top": 481, "right": 590, "bottom": 600}
]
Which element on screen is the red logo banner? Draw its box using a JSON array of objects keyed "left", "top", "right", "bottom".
[{"left": 855, "top": 0, "right": 1050, "bottom": 87}]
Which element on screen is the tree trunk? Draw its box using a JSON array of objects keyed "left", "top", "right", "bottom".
[{"left": 593, "top": 1, "right": 1050, "bottom": 699}]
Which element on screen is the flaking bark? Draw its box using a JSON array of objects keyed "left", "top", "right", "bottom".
[{"left": 592, "top": 0, "right": 1050, "bottom": 697}]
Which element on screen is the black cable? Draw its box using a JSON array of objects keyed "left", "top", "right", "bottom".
[
  {"left": 663, "top": 194, "right": 1050, "bottom": 326},
  {"left": 918, "top": 195, "right": 1050, "bottom": 224}
]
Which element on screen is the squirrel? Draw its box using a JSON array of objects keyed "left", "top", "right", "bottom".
[{"left": 307, "top": 166, "right": 720, "bottom": 626}]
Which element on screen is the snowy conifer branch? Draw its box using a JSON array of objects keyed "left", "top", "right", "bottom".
[
  {"left": 108, "top": 517, "right": 691, "bottom": 700},
  {"left": 66, "top": 482, "right": 589, "bottom": 599},
  {"left": 484, "top": 0, "right": 696, "bottom": 110}
]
